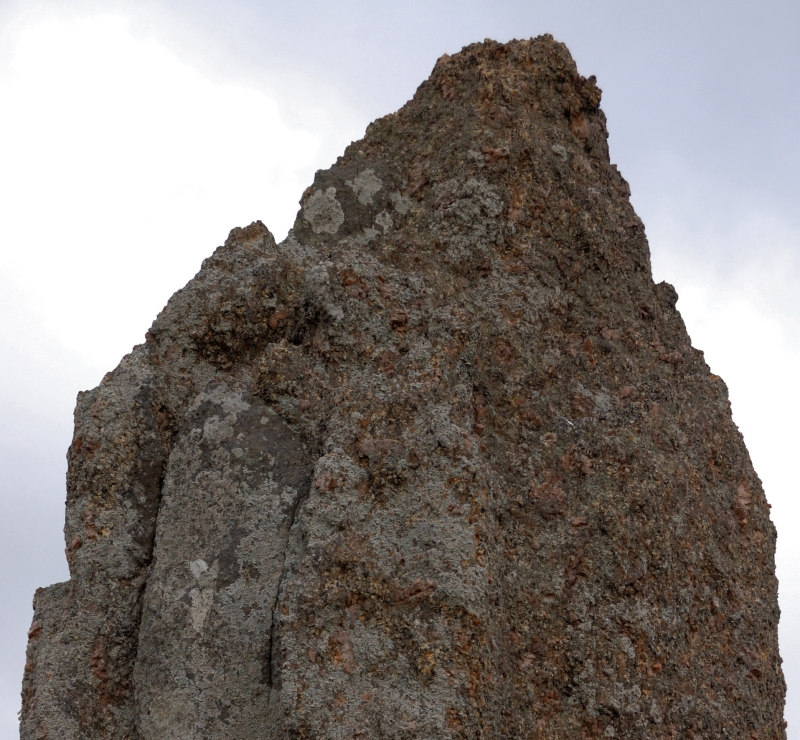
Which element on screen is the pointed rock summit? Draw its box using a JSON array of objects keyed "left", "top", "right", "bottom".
[{"left": 22, "top": 37, "right": 784, "bottom": 739}]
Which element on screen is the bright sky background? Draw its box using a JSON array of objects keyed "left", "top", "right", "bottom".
[{"left": 0, "top": 1, "right": 798, "bottom": 736}]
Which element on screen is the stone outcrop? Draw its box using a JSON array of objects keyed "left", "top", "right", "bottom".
[{"left": 21, "top": 36, "right": 785, "bottom": 739}]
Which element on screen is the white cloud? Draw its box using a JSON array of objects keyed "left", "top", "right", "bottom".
[{"left": 0, "top": 12, "right": 364, "bottom": 373}]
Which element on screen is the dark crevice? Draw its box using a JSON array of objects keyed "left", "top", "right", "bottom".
[
  {"left": 129, "top": 395, "right": 177, "bottom": 737},
  {"left": 138, "top": 456, "right": 169, "bottom": 570},
  {"left": 266, "top": 483, "right": 311, "bottom": 688}
]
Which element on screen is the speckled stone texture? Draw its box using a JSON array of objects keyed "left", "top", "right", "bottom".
[{"left": 21, "top": 36, "right": 785, "bottom": 739}]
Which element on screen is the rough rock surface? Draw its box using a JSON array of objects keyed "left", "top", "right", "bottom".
[{"left": 21, "top": 36, "right": 785, "bottom": 739}]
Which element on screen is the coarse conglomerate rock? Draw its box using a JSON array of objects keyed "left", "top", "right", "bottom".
[{"left": 21, "top": 36, "right": 785, "bottom": 739}]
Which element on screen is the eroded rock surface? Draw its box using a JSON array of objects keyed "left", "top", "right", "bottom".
[{"left": 21, "top": 36, "right": 785, "bottom": 739}]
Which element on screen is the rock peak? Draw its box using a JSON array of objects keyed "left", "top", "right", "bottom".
[{"left": 22, "top": 37, "right": 784, "bottom": 739}]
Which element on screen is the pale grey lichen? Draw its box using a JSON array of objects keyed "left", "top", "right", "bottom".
[
  {"left": 303, "top": 187, "right": 345, "bottom": 234},
  {"left": 389, "top": 190, "right": 412, "bottom": 214},
  {"left": 346, "top": 168, "right": 383, "bottom": 205}
]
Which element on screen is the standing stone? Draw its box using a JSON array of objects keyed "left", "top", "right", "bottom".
[{"left": 21, "top": 36, "right": 785, "bottom": 739}]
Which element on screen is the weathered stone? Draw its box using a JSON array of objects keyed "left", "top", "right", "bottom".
[{"left": 21, "top": 36, "right": 785, "bottom": 739}]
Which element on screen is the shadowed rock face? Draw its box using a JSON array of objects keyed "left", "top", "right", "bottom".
[{"left": 21, "top": 36, "right": 785, "bottom": 739}]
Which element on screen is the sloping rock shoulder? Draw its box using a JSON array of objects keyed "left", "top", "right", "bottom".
[{"left": 21, "top": 36, "right": 785, "bottom": 739}]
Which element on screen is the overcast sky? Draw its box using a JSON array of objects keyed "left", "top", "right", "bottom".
[{"left": 1, "top": 1, "right": 798, "bottom": 736}]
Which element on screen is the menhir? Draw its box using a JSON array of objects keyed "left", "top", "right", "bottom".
[{"left": 21, "top": 36, "right": 785, "bottom": 739}]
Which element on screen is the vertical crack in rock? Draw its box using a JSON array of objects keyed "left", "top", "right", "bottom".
[
  {"left": 267, "top": 478, "right": 311, "bottom": 688},
  {"left": 22, "top": 35, "right": 785, "bottom": 739},
  {"left": 125, "top": 435, "right": 171, "bottom": 699}
]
